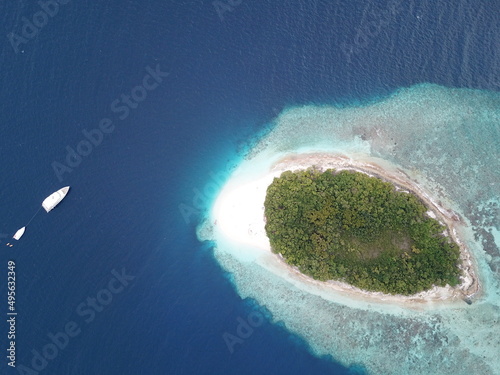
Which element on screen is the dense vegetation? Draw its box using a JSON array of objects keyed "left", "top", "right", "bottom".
[{"left": 264, "top": 169, "right": 461, "bottom": 295}]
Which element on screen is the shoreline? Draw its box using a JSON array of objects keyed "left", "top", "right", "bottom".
[{"left": 212, "top": 152, "right": 481, "bottom": 307}]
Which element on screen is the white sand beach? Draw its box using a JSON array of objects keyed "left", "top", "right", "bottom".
[{"left": 211, "top": 152, "right": 480, "bottom": 307}]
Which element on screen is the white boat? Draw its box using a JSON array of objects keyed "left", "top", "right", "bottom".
[
  {"left": 42, "top": 186, "right": 70, "bottom": 212},
  {"left": 13, "top": 227, "right": 26, "bottom": 240}
]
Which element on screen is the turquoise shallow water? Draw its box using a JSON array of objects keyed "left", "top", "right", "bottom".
[{"left": 200, "top": 84, "right": 500, "bottom": 375}]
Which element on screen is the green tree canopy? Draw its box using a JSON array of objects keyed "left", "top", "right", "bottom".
[{"left": 264, "top": 169, "right": 461, "bottom": 295}]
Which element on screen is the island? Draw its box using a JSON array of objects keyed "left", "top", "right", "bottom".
[
  {"left": 201, "top": 84, "right": 497, "bottom": 374},
  {"left": 264, "top": 168, "right": 461, "bottom": 295},
  {"left": 210, "top": 152, "right": 479, "bottom": 304}
]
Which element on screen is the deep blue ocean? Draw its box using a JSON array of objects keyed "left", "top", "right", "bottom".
[{"left": 0, "top": 1, "right": 497, "bottom": 374}]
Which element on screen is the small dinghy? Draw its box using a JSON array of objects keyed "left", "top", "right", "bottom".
[{"left": 13, "top": 227, "right": 26, "bottom": 240}]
